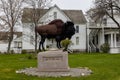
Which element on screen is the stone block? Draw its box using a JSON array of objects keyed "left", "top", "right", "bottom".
[{"left": 38, "top": 50, "right": 69, "bottom": 72}]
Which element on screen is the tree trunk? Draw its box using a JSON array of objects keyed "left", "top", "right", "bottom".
[
  {"left": 7, "top": 31, "right": 13, "bottom": 53},
  {"left": 7, "top": 38, "right": 12, "bottom": 53},
  {"left": 35, "top": 29, "right": 38, "bottom": 54}
]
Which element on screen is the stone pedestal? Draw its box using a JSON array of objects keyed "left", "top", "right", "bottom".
[{"left": 38, "top": 50, "right": 69, "bottom": 72}]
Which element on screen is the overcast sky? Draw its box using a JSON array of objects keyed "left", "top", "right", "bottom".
[{"left": 52, "top": 0, "right": 94, "bottom": 14}]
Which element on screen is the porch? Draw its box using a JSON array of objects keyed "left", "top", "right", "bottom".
[
  {"left": 88, "top": 26, "right": 120, "bottom": 53},
  {"left": 104, "top": 33, "right": 120, "bottom": 53}
]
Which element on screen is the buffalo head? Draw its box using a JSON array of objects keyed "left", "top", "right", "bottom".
[{"left": 63, "top": 21, "right": 75, "bottom": 39}]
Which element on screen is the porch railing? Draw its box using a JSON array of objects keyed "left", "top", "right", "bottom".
[
  {"left": 89, "top": 29, "right": 100, "bottom": 52},
  {"left": 116, "top": 42, "right": 120, "bottom": 47}
]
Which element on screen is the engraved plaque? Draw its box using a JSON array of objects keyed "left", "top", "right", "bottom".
[{"left": 43, "top": 56, "right": 63, "bottom": 61}]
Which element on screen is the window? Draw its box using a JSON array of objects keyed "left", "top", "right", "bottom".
[
  {"left": 76, "top": 37, "right": 79, "bottom": 45},
  {"left": 54, "top": 12, "right": 57, "bottom": 19},
  {"left": 103, "top": 18, "right": 107, "bottom": 26},
  {"left": 76, "top": 26, "right": 79, "bottom": 33},
  {"left": 105, "top": 35, "right": 109, "bottom": 43},
  {"left": 116, "top": 34, "right": 120, "bottom": 42},
  {"left": 116, "top": 34, "right": 120, "bottom": 46},
  {"left": 18, "top": 42, "right": 22, "bottom": 48},
  {"left": 14, "top": 41, "right": 22, "bottom": 48},
  {"left": 30, "top": 24, "right": 34, "bottom": 31}
]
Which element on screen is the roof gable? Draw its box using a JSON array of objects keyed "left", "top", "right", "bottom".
[
  {"left": 22, "top": 8, "right": 48, "bottom": 23},
  {"left": 22, "top": 5, "right": 87, "bottom": 24},
  {"left": 63, "top": 10, "right": 87, "bottom": 24},
  {"left": 39, "top": 5, "right": 71, "bottom": 23}
]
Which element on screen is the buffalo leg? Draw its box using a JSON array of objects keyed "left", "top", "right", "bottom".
[
  {"left": 58, "top": 38, "right": 62, "bottom": 48},
  {"left": 56, "top": 36, "right": 61, "bottom": 49},
  {"left": 56, "top": 41, "right": 61, "bottom": 49},
  {"left": 39, "top": 41, "right": 42, "bottom": 51},
  {"left": 56, "top": 41, "right": 59, "bottom": 49},
  {"left": 42, "top": 42, "right": 45, "bottom": 51},
  {"left": 40, "top": 36, "right": 46, "bottom": 51},
  {"left": 58, "top": 41, "right": 62, "bottom": 48}
]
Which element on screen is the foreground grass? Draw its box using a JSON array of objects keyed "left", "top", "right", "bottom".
[{"left": 0, "top": 53, "right": 120, "bottom": 80}]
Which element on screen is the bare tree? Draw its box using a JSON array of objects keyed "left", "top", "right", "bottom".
[
  {"left": 88, "top": 0, "right": 120, "bottom": 28},
  {"left": 0, "top": 0, "right": 24, "bottom": 53},
  {"left": 25, "top": 0, "right": 52, "bottom": 54}
]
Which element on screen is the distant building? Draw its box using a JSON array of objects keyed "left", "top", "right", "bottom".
[
  {"left": 0, "top": 32, "right": 22, "bottom": 53},
  {"left": 87, "top": 8, "right": 120, "bottom": 53}
]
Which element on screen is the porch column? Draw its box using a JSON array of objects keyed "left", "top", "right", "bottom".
[
  {"left": 110, "top": 33, "right": 114, "bottom": 47},
  {"left": 114, "top": 33, "right": 117, "bottom": 47},
  {"left": 102, "top": 26, "right": 105, "bottom": 43}
]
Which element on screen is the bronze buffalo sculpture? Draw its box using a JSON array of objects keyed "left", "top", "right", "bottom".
[{"left": 36, "top": 19, "right": 75, "bottom": 51}]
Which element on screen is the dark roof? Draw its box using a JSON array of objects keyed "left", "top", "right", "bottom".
[
  {"left": 0, "top": 32, "right": 22, "bottom": 41},
  {"left": 22, "top": 8, "right": 48, "bottom": 23},
  {"left": 63, "top": 10, "right": 87, "bottom": 24},
  {"left": 22, "top": 7, "right": 87, "bottom": 24}
]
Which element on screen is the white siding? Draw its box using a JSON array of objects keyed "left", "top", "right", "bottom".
[
  {"left": 39, "top": 7, "right": 70, "bottom": 24},
  {"left": 70, "top": 25, "right": 86, "bottom": 51},
  {"left": 0, "top": 43, "right": 8, "bottom": 53}
]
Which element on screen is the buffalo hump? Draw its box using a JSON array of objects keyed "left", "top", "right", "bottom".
[{"left": 36, "top": 24, "right": 58, "bottom": 35}]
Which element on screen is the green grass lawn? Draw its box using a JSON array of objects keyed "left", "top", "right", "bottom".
[{"left": 0, "top": 53, "right": 120, "bottom": 80}]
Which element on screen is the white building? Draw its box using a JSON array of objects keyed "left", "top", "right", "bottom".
[
  {"left": 22, "top": 5, "right": 87, "bottom": 52},
  {"left": 0, "top": 32, "right": 22, "bottom": 53},
  {"left": 87, "top": 10, "right": 120, "bottom": 53}
]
